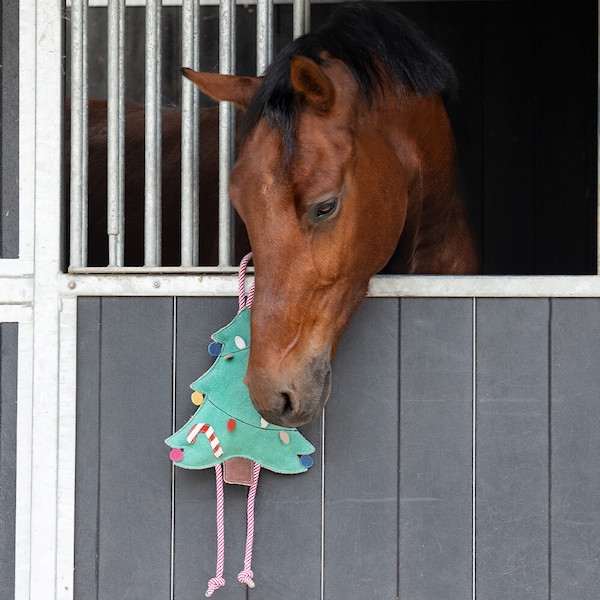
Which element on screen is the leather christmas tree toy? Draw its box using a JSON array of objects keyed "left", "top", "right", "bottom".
[{"left": 165, "top": 253, "right": 314, "bottom": 597}]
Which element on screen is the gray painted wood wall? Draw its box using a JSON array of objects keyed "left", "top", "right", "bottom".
[
  {"left": 0, "top": 323, "right": 18, "bottom": 598},
  {"left": 72, "top": 296, "right": 600, "bottom": 600}
]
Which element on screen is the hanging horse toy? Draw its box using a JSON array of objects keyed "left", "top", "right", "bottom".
[{"left": 166, "top": 252, "right": 315, "bottom": 597}]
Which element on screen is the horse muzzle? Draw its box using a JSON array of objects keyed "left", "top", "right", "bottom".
[{"left": 245, "top": 352, "right": 332, "bottom": 427}]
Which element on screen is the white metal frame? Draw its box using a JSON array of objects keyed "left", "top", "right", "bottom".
[{"left": 1, "top": 1, "right": 599, "bottom": 599}]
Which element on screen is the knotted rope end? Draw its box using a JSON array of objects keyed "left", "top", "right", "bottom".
[
  {"left": 205, "top": 576, "right": 226, "bottom": 597},
  {"left": 237, "top": 569, "right": 255, "bottom": 588}
]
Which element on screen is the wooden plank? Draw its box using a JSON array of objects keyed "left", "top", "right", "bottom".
[
  {"left": 0, "top": 323, "right": 18, "bottom": 597},
  {"left": 250, "top": 440, "right": 322, "bottom": 600},
  {"left": 1, "top": 0, "right": 20, "bottom": 258},
  {"left": 399, "top": 298, "right": 474, "bottom": 600},
  {"left": 171, "top": 297, "right": 248, "bottom": 600},
  {"left": 324, "top": 298, "right": 399, "bottom": 599},
  {"left": 74, "top": 298, "right": 101, "bottom": 600},
  {"left": 550, "top": 299, "right": 600, "bottom": 599},
  {"left": 92, "top": 298, "right": 174, "bottom": 599},
  {"left": 475, "top": 299, "right": 549, "bottom": 600}
]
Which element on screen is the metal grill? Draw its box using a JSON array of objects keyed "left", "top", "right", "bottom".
[{"left": 68, "top": 0, "right": 311, "bottom": 272}]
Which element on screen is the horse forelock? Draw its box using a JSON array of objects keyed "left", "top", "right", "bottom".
[{"left": 242, "top": 1, "right": 457, "bottom": 155}]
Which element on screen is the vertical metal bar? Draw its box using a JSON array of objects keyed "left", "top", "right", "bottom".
[
  {"left": 218, "top": 0, "right": 236, "bottom": 267},
  {"left": 181, "top": 0, "right": 200, "bottom": 267},
  {"left": 256, "top": 0, "right": 273, "bottom": 75},
  {"left": 107, "top": 0, "right": 126, "bottom": 267},
  {"left": 145, "top": 0, "right": 162, "bottom": 267},
  {"left": 25, "top": 0, "right": 65, "bottom": 594},
  {"left": 293, "top": 0, "right": 310, "bottom": 39},
  {"left": 305, "top": 0, "right": 311, "bottom": 36},
  {"left": 597, "top": 1, "right": 600, "bottom": 274},
  {"left": 471, "top": 298, "right": 477, "bottom": 600},
  {"left": 69, "top": 0, "right": 88, "bottom": 268}
]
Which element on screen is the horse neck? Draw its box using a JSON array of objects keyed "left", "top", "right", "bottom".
[{"left": 380, "top": 93, "right": 480, "bottom": 275}]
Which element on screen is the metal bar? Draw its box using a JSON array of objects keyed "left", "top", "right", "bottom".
[
  {"left": 293, "top": 0, "right": 310, "bottom": 38},
  {"left": 145, "top": 0, "right": 163, "bottom": 266},
  {"left": 14, "top": 3, "right": 38, "bottom": 591},
  {"left": 69, "top": 0, "right": 88, "bottom": 268},
  {"left": 257, "top": 0, "right": 274, "bottom": 75},
  {"left": 23, "top": 0, "right": 65, "bottom": 596},
  {"left": 57, "top": 272, "right": 600, "bottom": 299},
  {"left": 218, "top": 0, "right": 236, "bottom": 267},
  {"left": 597, "top": 1, "right": 600, "bottom": 274},
  {"left": 471, "top": 298, "right": 477, "bottom": 600},
  {"left": 107, "top": 0, "right": 126, "bottom": 267},
  {"left": 56, "top": 297, "right": 79, "bottom": 600},
  {"left": 181, "top": 0, "right": 200, "bottom": 266}
]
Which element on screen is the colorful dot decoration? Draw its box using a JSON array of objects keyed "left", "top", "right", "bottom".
[
  {"left": 170, "top": 448, "right": 184, "bottom": 462},
  {"left": 227, "top": 418, "right": 237, "bottom": 432},
  {"left": 299, "top": 455, "right": 314, "bottom": 469},
  {"left": 234, "top": 335, "right": 247, "bottom": 349},
  {"left": 208, "top": 341, "right": 222, "bottom": 356},
  {"left": 279, "top": 431, "right": 290, "bottom": 444},
  {"left": 191, "top": 391, "right": 204, "bottom": 406}
]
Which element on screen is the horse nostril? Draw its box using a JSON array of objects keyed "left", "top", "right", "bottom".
[{"left": 280, "top": 391, "right": 294, "bottom": 416}]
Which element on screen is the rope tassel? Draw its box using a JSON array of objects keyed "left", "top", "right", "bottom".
[
  {"left": 205, "top": 461, "right": 262, "bottom": 596},
  {"left": 205, "top": 463, "right": 226, "bottom": 597},
  {"left": 237, "top": 461, "right": 262, "bottom": 588}
]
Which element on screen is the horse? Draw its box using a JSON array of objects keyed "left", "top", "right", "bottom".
[{"left": 181, "top": 2, "right": 480, "bottom": 428}]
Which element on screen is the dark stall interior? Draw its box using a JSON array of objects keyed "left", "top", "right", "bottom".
[{"left": 67, "top": 1, "right": 598, "bottom": 274}]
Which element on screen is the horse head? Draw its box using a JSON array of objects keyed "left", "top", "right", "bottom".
[{"left": 182, "top": 4, "right": 478, "bottom": 427}]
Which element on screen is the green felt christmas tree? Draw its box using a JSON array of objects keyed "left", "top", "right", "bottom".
[
  {"left": 166, "top": 307, "right": 315, "bottom": 473},
  {"left": 165, "top": 254, "right": 314, "bottom": 597}
]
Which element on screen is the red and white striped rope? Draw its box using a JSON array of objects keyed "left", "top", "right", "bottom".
[
  {"left": 237, "top": 461, "right": 262, "bottom": 588},
  {"left": 238, "top": 252, "right": 255, "bottom": 310},
  {"left": 205, "top": 463, "right": 226, "bottom": 597},
  {"left": 187, "top": 423, "right": 224, "bottom": 458}
]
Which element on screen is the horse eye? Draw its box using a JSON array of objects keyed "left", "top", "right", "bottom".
[{"left": 314, "top": 198, "right": 338, "bottom": 220}]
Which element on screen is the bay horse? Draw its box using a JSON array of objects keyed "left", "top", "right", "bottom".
[{"left": 182, "top": 2, "right": 480, "bottom": 427}]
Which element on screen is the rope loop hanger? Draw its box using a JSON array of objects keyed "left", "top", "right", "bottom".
[{"left": 238, "top": 251, "right": 254, "bottom": 310}]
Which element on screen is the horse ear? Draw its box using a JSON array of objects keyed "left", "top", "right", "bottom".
[
  {"left": 181, "top": 68, "right": 262, "bottom": 109},
  {"left": 289, "top": 55, "right": 335, "bottom": 113}
]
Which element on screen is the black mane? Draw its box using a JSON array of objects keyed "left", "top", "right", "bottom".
[{"left": 243, "top": 2, "right": 457, "bottom": 150}]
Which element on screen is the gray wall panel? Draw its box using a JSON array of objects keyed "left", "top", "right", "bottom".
[
  {"left": 75, "top": 298, "right": 174, "bottom": 600},
  {"left": 1, "top": 0, "right": 19, "bottom": 258},
  {"left": 97, "top": 298, "right": 174, "bottom": 600},
  {"left": 0, "top": 323, "right": 17, "bottom": 598},
  {"left": 324, "top": 299, "right": 399, "bottom": 600},
  {"left": 550, "top": 299, "right": 600, "bottom": 599},
  {"left": 172, "top": 297, "right": 247, "bottom": 600},
  {"left": 399, "top": 298, "right": 473, "bottom": 600},
  {"left": 250, "top": 456, "right": 322, "bottom": 600},
  {"left": 476, "top": 299, "right": 550, "bottom": 600},
  {"left": 73, "top": 295, "right": 600, "bottom": 599},
  {"left": 74, "top": 299, "right": 102, "bottom": 600}
]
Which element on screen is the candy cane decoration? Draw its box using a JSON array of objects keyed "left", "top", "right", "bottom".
[{"left": 187, "top": 423, "right": 224, "bottom": 458}]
